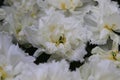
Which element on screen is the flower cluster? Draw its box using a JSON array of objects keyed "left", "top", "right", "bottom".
[{"left": 0, "top": 0, "right": 120, "bottom": 80}]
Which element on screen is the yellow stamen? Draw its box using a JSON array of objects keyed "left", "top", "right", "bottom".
[
  {"left": 0, "top": 66, "right": 7, "bottom": 79},
  {"left": 104, "top": 25, "right": 112, "bottom": 31},
  {"left": 104, "top": 24, "right": 116, "bottom": 31},
  {"left": 107, "top": 50, "right": 118, "bottom": 61},
  {"left": 61, "top": 3, "right": 66, "bottom": 10},
  {"left": 55, "top": 34, "right": 66, "bottom": 46},
  {"left": 16, "top": 24, "right": 22, "bottom": 34},
  {"left": 31, "top": 12, "right": 36, "bottom": 18},
  {"left": 107, "top": 55, "right": 116, "bottom": 61}
]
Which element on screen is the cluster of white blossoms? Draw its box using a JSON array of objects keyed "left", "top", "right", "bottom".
[{"left": 0, "top": 0, "right": 120, "bottom": 80}]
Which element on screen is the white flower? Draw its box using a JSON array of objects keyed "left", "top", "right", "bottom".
[
  {"left": 91, "top": 41, "right": 120, "bottom": 67},
  {"left": 91, "top": 39, "right": 120, "bottom": 66},
  {"left": 0, "top": 32, "right": 35, "bottom": 80},
  {"left": 36, "top": 60, "right": 71, "bottom": 80},
  {"left": 4, "top": 0, "right": 37, "bottom": 12},
  {"left": 84, "top": 0, "right": 120, "bottom": 44},
  {"left": 29, "top": 60, "right": 82, "bottom": 80},
  {"left": 14, "top": 60, "right": 82, "bottom": 80},
  {"left": 4, "top": 0, "right": 40, "bottom": 20},
  {"left": 13, "top": 62, "right": 37, "bottom": 80},
  {"left": 80, "top": 55, "right": 120, "bottom": 80},
  {"left": 0, "top": 0, "right": 42, "bottom": 44},
  {"left": 25, "top": 9, "right": 87, "bottom": 61},
  {"left": 79, "top": 40, "right": 120, "bottom": 80},
  {"left": 36, "top": 0, "right": 95, "bottom": 18},
  {"left": 37, "top": 0, "right": 83, "bottom": 11},
  {"left": 94, "top": 0, "right": 119, "bottom": 16},
  {"left": 1, "top": 2, "right": 40, "bottom": 44}
]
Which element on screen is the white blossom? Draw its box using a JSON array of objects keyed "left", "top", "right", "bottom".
[
  {"left": 25, "top": 9, "right": 87, "bottom": 61},
  {"left": 91, "top": 41, "right": 120, "bottom": 67},
  {"left": 84, "top": 0, "right": 120, "bottom": 44},
  {"left": 80, "top": 55, "right": 120, "bottom": 80},
  {"left": 0, "top": 0, "right": 41, "bottom": 44},
  {"left": 0, "top": 32, "right": 35, "bottom": 80},
  {"left": 15, "top": 60, "right": 82, "bottom": 80},
  {"left": 13, "top": 60, "right": 83, "bottom": 80},
  {"left": 37, "top": 0, "right": 83, "bottom": 11}
]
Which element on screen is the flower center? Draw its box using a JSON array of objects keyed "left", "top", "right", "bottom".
[
  {"left": 16, "top": 25, "right": 22, "bottom": 35},
  {"left": 104, "top": 24, "right": 116, "bottom": 31},
  {"left": 107, "top": 50, "right": 118, "bottom": 61},
  {"left": 55, "top": 34, "right": 66, "bottom": 46},
  {"left": 61, "top": 2, "right": 66, "bottom": 10},
  {"left": 31, "top": 12, "right": 37, "bottom": 18},
  {"left": 60, "top": 0, "right": 82, "bottom": 10},
  {"left": 51, "top": 34, "right": 66, "bottom": 46},
  {"left": 0, "top": 66, "right": 7, "bottom": 80}
]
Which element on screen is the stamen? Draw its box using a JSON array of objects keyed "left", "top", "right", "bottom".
[
  {"left": 61, "top": 3, "right": 66, "bottom": 10},
  {"left": 0, "top": 67, "right": 7, "bottom": 80},
  {"left": 104, "top": 24, "right": 116, "bottom": 31},
  {"left": 56, "top": 34, "right": 66, "bottom": 46},
  {"left": 107, "top": 50, "right": 118, "bottom": 60}
]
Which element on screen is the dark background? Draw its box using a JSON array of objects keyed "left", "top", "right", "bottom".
[{"left": 0, "top": 0, "right": 4, "bottom": 6}]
